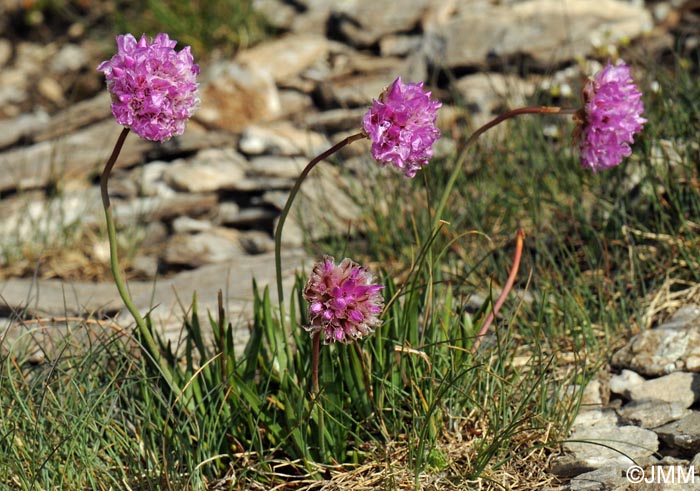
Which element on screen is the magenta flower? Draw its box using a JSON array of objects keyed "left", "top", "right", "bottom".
[
  {"left": 362, "top": 77, "right": 442, "bottom": 178},
  {"left": 97, "top": 33, "right": 200, "bottom": 142},
  {"left": 573, "top": 62, "right": 646, "bottom": 172},
  {"left": 303, "top": 256, "right": 384, "bottom": 344}
]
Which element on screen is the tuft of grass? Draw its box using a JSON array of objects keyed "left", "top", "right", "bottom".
[{"left": 111, "top": 0, "right": 272, "bottom": 59}]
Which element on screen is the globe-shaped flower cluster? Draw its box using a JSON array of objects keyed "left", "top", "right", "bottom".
[
  {"left": 574, "top": 62, "right": 646, "bottom": 172},
  {"left": 303, "top": 256, "right": 384, "bottom": 344},
  {"left": 362, "top": 77, "right": 442, "bottom": 178},
  {"left": 97, "top": 33, "right": 200, "bottom": 142}
]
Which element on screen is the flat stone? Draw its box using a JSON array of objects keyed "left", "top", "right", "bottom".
[
  {"left": 196, "top": 61, "right": 281, "bottom": 133},
  {"left": 239, "top": 122, "right": 329, "bottom": 157},
  {"left": 0, "top": 119, "right": 152, "bottom": 193},
  {"left": 424, "top": 0, "right": 652, "bottom": 68},
  {"left": 249, "top": 155, "right": 305, "bottom": 179},
  {"left": 612, "top": 306, "right": 700, "bottom": 376},
  {"left": 624, "top": 372, "right": 700, "bottom": 408},
  {"left": 0, "top": 249, "right": 308, "bottom": 355},
  {"left": 164, "top": 148, "right": 247, "bottom": 193},
  {"left": 0, "top": 110, "right": 50, "bottom": 149},
  {"left": 331, "top": 0, "right": 433, "bottom": 47},
  {"left": 617, "top": 400, "right": 692, "bottom": 429},
  {"left": 568, "top": 467, "right": 629, "bottom": 491},
  {"left": 562, "top": 425, "right": 658, "bottom": 471},
  {"left": 163, "top": 228, "right": 246, "bottom": 268},
  {"left": 656, "top": 412, "right": 700, "bottom": 453},
  {"left": 236, "top": 33, "right": 331, "bottom": 83},
  {"left": 609, "top": 369, "right": 646, "bottom": 396}
]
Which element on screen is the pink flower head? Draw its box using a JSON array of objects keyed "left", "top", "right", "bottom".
[
  {"left": 573, "top": 62, "right": 646, "bottom": 172},
  {"left": 303, "top": 256, "right": 384, "bottom": 344},
  {"left": 362, "top": 77, "right": 442, "bottom": 178},
  {"left": 97, "top": 33, "right": 200, "bottom": 142}
]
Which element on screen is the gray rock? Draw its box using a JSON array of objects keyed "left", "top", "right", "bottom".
[
  {"left": 623, "top": 372, "right": 700, "bottom": 408},
  {"left": 656, "top": 413, "right": 700, "bottom": 453},
  {"left": 249, "top": 156, "right": 305, "bottom": 179},
  {"left": 196, "top": 61, "right": 281, "bottom": 133},
  {"left": 424, "top": 0, "right": 652, "bottom": 68},
  {"left": 172, "top": 216, "right": 213, "bottom": 234},
  {"left": 612, "top": 306, "right": 700, "bottom": 376},
  {"left": 239, "top": 122, "right": 329, "bottom": 157},
  {"left": 49, "top": 43, "right": 88, "bottom": 74},
  {"left": 216, "top": 207, "right": 277, "bottom": 227},
  {"left": 0, "top": 249, "right": 308, "bottom": 355},
  {"left": 617, "top": 400, "right": 692, "bottom": 429},
  {"left": 239, "top": 230, "right": 275, "bottom": 254},
  {"left": 164, "top": 148, "right": 247, "bottom": 193},
  {"left": 0, "top": 110, "right": 50, "bottom": 149},
  {"left": 562, "top": 425, "right": 659, "bottom": 470},
  {"left": 568, "top": 467, "right": 629, "bottom": 491},
  {"left": 163, "top": 228, "right": 246, "bottom": 268},
  {"left": 331, "top": 0, "right": 433, "bottom": 48},
  {"left": 609, "top": 369, "right": 646, "bottom": 396},
  {"left": 236, "top": 34, "right": 331, "bottom": 83}
]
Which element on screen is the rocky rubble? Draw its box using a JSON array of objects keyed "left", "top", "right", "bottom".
[{"left": 552, "top": 305, "right": 700, "bottom": 490}]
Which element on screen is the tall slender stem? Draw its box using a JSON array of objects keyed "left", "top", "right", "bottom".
[
  {"left": 101, "top": 127, "right": 180, "bottom": 396},
  {"left": 311, "top": 332, "right": 321, "bottom": 394},
  {"left": 433, "top": 106, "right": 572, "bottom": 225},
  {"left": 274, "top": 132, "right": 367, "bottom": 308},
  {"left": 472, "top": 228, "right": 525, "bottom": 353}
]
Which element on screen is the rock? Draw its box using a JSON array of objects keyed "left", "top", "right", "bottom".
[
  {"left": 236, "top": 33, "right": 331, "bottom": 83},
  {"left": 196, "top": 61, "right": 281, "bottom": 132},
  {"left": 609, "top": 369, "right": 646, "bottom": 396},
  {"left": 656, "top": 413, "right": 700, "bottom": 454},
  {"left": 623, "top": 372, "right": 700, "bottom": 408},
  {"left": 453, "top": 73, "right": 535, "bottom": 126},
  {"left": 0, "top": 249, "right": 309, "bottom": 355},
  {"left": 0, "top": 119, "right": 153, "bottom": 193},
  {"left": 249, "top": 156, "right": 305, "bottom": 178},
  {"left": 612, "top": 306, "right": 700, "bottom": 376},
  {"left": 239, "top": 230, "right": 275, "bottom": 254},
  {"left": 113, "top": 193, "right": 218, "bottom": 224},
  {"left": 380, "top": 34, "right": 424, "bottom": 57},
  {"left": 302, "top": 107, "right": 369, "bottom": 133},
  {"left": 49, "top": 43, "right": 88, "bottom": 74},
  {"left": 0, "top": 111, "right": 50, "bottom": 149},
  {"left": 217, "top": 207, "right": 277, "bottom": 227},
  {"left": 164, "top": 148, "right": 247, "bottom": 193},
  {"left": 263, "top": 162, "right": 361, "bottom": 245},
  {"left": 560, "top": 425, "right": 659, "bottom": 472},
  {"left": 316, "top": 72, "right": 399, "bottom": 109},
  {"left": 617, "top": 400, "right": 692, "bottom": 429},
  {"left": 172, "top": 216, "right": 213, "bottom": 234},
  {"left": 331, "top": 0, "right": 433, "bottom": 48},
  {"left": 0, "top": 39, "right": 11, "bottom": 67},
  {"left": 252, "top": 0, "right": 298, "bottom": 30},
  {"left": 424, "top": 0, "right": 652, "bottom": 68},
  {"left": 568, "top": 467, "right": 629, "bottom": 491},
  {"left": 163, "top": 228, "right": 246, "bottom": 268},
  {"left": 34, "top": 91, "right": 111, "bottom": 141},
  {"left": 239, "top": 122, "right": 329, "bottom": 157}
]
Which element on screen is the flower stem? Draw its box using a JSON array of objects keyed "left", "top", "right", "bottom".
[
  {"left": 433, "top": 106, "right": 568, "bottom": 225},
  {"left": 101, "top": 128, "right": 180, "bottom": 397},
  {"left": 311, "top": 331, "right": 321, "bottom": 394},
  {"left": 274, "top": 132, "right": 367, "bottom": 308},
  {"left": 472, "top": 227, "right": 525, "bottom": 353}
]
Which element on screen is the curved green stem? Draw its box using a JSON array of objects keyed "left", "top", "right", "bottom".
[
  {"left": 433, "top": 106, "right": 571, "bottom": 225},
  {"left": 274, "top": 132, "right": 367, "bottom": 308},
  {"left": 311, "top": 332, "right": 321, "bottom": 394},
  {"left": 101, "top": 128, "right": 180, "bottom": 397}
]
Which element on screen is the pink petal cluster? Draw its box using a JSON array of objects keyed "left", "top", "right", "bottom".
[
  {"left": 574, "top": 62, "right": 646, "bottom": 172},
  {"left": 303, "top": 256, "right": 384, "bottom": 344},
  {"left": 97, "top": 33, "right": 200, "bottom": 142},
  {"left": 362, "top": 77, "right": 442, "bottom": 178}
]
